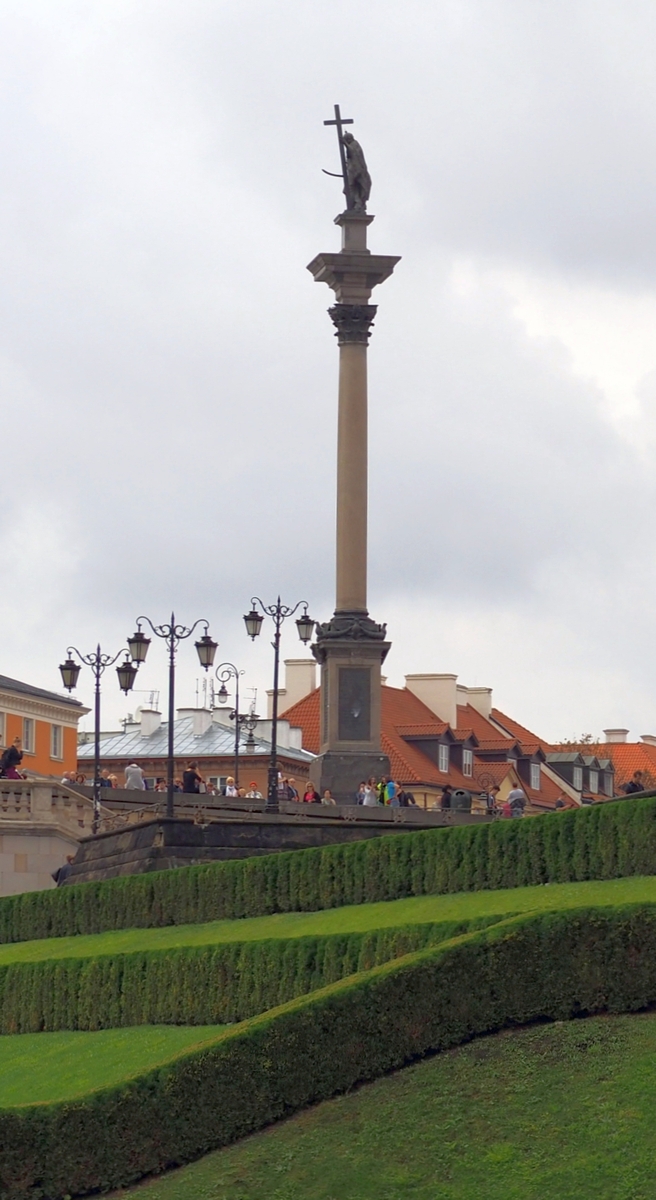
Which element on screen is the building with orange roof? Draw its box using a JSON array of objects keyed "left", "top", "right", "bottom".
[{"left": 279, "top": 663, "right": 581, "bottom": 811}]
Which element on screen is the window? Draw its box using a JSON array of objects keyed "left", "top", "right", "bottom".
[
  {"left": 22, "top": 718, "right": 34, "bottom": 753},
  {"left": 462, "top": 749, "right": 473, "bottom": 777},
  {"left": 0, "top": 712, "right": 4, "bottom": 745},
  {"left": 51, "top": 724, "right": 63, "bottom": 760},
  {"left": 530, "top": 763, "right": 541, "bottom": 791},
  {"left": 573, "top": 766, "right": 583, "bottom": 791},
  {"left": 589, "top": 770, "right": 598, "bottom": 794},
  {"left": 438, "top": 743, "right": 449, "bottom": 773},
  {"left": 605, "top": 772, "right": 614, "bottom": 797}
]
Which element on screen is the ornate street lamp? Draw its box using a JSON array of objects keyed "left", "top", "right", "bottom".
[
  {"left": 127, "top": 613, "right": 218, "bottom": 819},
  {"left": 59, "top": 643, "right": 139, "bottom": 833},
  {"left": 244, "top": 597, "right": 315, "bottom": 812},
  {"left": 215, "top": 663, "right": 260, "bottom": 789}
]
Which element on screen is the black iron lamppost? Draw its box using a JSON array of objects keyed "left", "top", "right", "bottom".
[
  {"left": 59, "top": 645, "right": 139, "bottom": 834},
  {"left": 244, "top": 597, "right": 315, "bottom": 812},
  {"left": 126, "top": 613, "right": 218, "bottom": 819},
  {"left": 215, "top": 662, "right": 246, "bottom": 789}
]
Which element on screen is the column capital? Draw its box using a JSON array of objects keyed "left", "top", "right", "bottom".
[{"left": 328, "top": 304, "right": 377, "bottom": 345}]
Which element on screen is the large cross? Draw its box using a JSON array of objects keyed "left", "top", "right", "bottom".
[{"left": 324, "top": 103, "right": 354, "bottom": 206}]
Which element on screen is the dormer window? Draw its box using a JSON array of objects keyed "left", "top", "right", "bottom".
[
  {"left": 530, "top": 763, "right": 541, "bottom": 791},
  {"left": 589, "top": 770, "right": 598, "bottom": 794},
  {"left": 604, "top": 773, "right": 614, "bottom": 797},
  {"left": 462, "top": 748, "right": 473, "bottom": 777},
  {"left": 439, "top": 743, "right": 449, "bottom": 773},
  {"left": 573, "top": 766, "right": 583, "bottom": 791}
]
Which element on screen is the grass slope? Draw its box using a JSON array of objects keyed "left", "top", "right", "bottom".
[
  {"left": 114, "top": 1012, "right": 656, "bottom": 1200},
  {"left": 3, "top": 875, "right": 656, "bottom": 963},
  {"left": 0, "top": 1025, "right": 228, "bottom": 1106}
]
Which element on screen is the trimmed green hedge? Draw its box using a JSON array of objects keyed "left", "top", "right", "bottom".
[
  {"left": 0, "top": 918, "right": 495, "bottom": 1034},
  {"left": 2, "top": 797, "right": 656, "bottom": 945},
  {"left": 3, "top": 903, "right": 656, "bottom": 1199}
]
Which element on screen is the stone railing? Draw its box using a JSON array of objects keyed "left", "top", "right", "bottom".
[{"left": 0, "top": 780, "right": 108, "bottom": 834}]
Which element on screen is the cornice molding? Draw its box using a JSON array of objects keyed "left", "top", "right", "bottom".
[{"left": 0, "top": 691, "right": 87, "bottom": 725}]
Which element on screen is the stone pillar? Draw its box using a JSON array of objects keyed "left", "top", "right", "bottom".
[{"left": 306, "top": 213, "right": 400, "bottom": 802}]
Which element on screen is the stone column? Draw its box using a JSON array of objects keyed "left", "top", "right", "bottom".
[
  {"left": 306, "top": 213, "right": 400, "bottom": 802},
  {"left": 331, "top": 305, "right": 376, "bottom": 614}
]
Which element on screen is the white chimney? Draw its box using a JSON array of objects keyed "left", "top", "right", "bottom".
[
  {"left": 192, "top": 709, "right": 213, "bottom": 737},
  {"left": 405, "top": 674, "right": 457, "bottom": 728},
  {"left": 640, "top": 735, "right": 656, "bottom": 746},
  {"left": 212, "top": 706, "right": 234, "bottom": 727},
  {"left": 457, "top": 685, "right": 493, "bottom": 720},
  {"left": 269, "top": 659, "right": 317, "bottom": 717},
  {"left": 178, "top": 707, "right": 213, "bottom": 737},
  {"left": 140, "top": 709, "right": 162, "bottom": 737},
  {"left": 604, "top": 728, "right": 629, "bottom": 744}
]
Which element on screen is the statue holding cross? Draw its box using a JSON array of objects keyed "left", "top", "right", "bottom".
[{"left": 323, "top": 105, "right": 372, "bottom": 213}]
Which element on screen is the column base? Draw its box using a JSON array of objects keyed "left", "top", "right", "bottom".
[{"left": 310, "top": 751, "right": 391, "bottom": 805}]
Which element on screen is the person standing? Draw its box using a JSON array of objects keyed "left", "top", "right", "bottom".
[
  {"left": 124, "top": 762, "right": 145, "bottom": 790},
  {"left": 223, "top": 776, "right": 238, "bottom": 797},
  {"left": 0, "top": 737, "right": 23, "bottom": 779},
  {"left": 183, "top": 761, "right": 203, "bottom": 794},
  {"left": 321, "top": 789, "right": 336, "bottom": 805},
  {"left": 246, "top": 781, "right": 263, "bottom": 799},
  {"left": 507, "top": 785, "right": 526, "bottom": 818},
  {"left": 623, "top": 771, "right": 645, "bottom": 795},
  {"left": 440, "top": 785, "right": 453, "bottom": 811},
  {"left": 303, "top": 782, "right": 320, "bottom": 803},
  {"left": 385, "top": 779, "right": 397, "bottom": 805}
]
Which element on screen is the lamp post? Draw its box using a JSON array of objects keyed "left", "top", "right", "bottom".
[
  {"left": 244, "top": 597, "right": 315, "bottom": 812},
  {"left": 215, "top": 662, "right": 246, "bottom": 789},
  {"left": 59, "top": 645, "right": 139, "bottom": 834},
  {"left": 126, "top": 613, "right": 217, "bottom": 819}
]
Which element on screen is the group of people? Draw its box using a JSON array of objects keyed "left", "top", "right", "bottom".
[{"left": 353, "top": 777, "right": 416, "bottom": 806}]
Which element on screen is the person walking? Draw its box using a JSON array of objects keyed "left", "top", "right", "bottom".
[{"left": 124, "top": 762, "right": 145, "bottom": 790}]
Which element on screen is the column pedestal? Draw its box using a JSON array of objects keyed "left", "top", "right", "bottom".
[{"left": 310, "top": 613, "right": 390, "bottom": 803}]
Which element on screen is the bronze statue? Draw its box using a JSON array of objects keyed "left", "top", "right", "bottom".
[
  {"left": 342, "top": 132, "right": 371, "bottom": 212},
  {"left": 323, "top": 105, "right": 372, "bottom": 212}
]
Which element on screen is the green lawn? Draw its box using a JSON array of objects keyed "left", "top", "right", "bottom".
[
  {"left": 112, "top": 1012, "right": 656, "bottom": 1200},
  {"left": 0, "top": 1025, "right": 228, "bottom": 1106},
  {"left": 4, "top": 875, "right": 656, "bottom": 964}
]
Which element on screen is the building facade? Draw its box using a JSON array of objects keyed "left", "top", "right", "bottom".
[
  {"left": 77, "top": 705, "right": 314, "bottom": 792},
  {"left": 0, "top": 675, "right": 86, "bottom": 779}
]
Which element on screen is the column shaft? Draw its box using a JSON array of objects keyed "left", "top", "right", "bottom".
[{"left": 336, "top": 341, "right": 368, "bottom": 613}]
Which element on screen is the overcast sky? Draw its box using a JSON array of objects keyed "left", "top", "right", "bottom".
[{"left": 2, "top": 0, "right": 656, "bottom": 741}]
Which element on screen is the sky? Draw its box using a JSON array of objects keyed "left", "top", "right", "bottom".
[{"left": 1, "top": 0, "right": 656, "bottom": 741}]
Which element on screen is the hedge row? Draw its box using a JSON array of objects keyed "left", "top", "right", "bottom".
[
  {"left": 2, "top": 796, "right": 656, "bottom": 945},
  {"left": 3, "top": 902, "right": 656, "bottom": 1199},
  {"left": 0, "top": 918, "right": 495, "bottom": 1034}
]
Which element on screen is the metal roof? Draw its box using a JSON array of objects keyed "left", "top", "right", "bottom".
[
  {"left": 0, "top": 674, "right": 83, "bottom": 708},
  {"left": 77, "top": 715, "right": 314, "bottom": 763}
]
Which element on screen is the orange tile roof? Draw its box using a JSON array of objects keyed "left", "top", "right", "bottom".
[
  {"left": 280, "top": 688, "right": 321, "bottom": 755},
  {"left": 490, "top": 708, "right": 543, "bottom": 745},
  {"left": 395, "top": 722, "right": 451, "bottom": 738},
  {"left": 281, "top": 686, "right": 581, "bottom": 808},
  {"left": 559, "top": 742, "right": 656, "bottom": 791}
]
